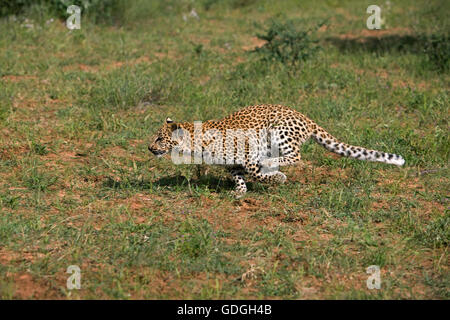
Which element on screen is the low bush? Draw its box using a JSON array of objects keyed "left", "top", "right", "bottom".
[{"left": 252, "top": 18, "right": 326, "bottom": 69}]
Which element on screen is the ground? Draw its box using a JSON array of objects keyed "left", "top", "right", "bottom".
[{"left": 0, "top": 0, "right": 448, "bottom": 299}]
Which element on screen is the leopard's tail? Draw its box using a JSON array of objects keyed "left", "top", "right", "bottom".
[{"left": 310, "top": 125, "right": 405, "bottom": 166}]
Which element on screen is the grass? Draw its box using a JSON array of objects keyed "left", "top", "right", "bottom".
[{"left": 0, "top": 0, "right": 448, "bottom": 299}]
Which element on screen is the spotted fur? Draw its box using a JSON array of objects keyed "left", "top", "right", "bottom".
[{"left": 149, "top": 104, "right": 405, "bottom": 197}]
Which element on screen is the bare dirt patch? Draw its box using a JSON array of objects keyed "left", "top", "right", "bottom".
[
  {"left": 1, "top": 75, "right": 38, "bottom": 82},
  {"left": 337, "top": 27, "right": 413, "bottom": 41},
  {"left": 10, "top": 272, "right": 60, "bottom": 299},
  {"left": 62, "top": 63, "right": 99, "bottom": 73},
  {"left": 242, "top": 36, "right": 266, "bottom": 51}
]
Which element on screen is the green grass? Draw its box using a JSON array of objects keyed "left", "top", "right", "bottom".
[{"left": 0, "top": 0, "right": 448, "bottom": 299}]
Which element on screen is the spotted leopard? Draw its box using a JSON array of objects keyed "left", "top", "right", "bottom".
[{"left": 148, "top": 104, "right": 405, "bottom": 197}]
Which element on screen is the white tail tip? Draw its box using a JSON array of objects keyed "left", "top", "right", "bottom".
[{"left": 386, "top": 157, "right": 405, "bottom": 166}]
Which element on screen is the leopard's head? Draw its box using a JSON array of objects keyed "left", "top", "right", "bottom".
[{"left": 148, "top": 118, "right": 185, "bottom": 157}]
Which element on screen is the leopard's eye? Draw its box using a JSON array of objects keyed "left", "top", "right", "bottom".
[{"left": 155, "top": 137, "right": 162, "bottom": 143}]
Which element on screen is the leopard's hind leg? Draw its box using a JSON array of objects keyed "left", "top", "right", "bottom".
[
  {"left": 260, "top": 135, "right": 303, "bottom": 169},
  {"left": 244, "top": 161, "right": 287, "bottom": 185},
  {"left": 227, "top": 166, "right": 247, "bottom": 198}
]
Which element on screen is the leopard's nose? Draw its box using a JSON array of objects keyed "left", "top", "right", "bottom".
[{"left": 148, "top": 145, "right": 152, "bottom": 152}]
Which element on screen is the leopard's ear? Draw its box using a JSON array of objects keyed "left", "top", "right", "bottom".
[
  {"left": 166, "top": 118, "right": 180, "bottom": 132},
  {"left": 170, "top": 122, "right": 184, "bottom": 140},
  {"left": 169, "top": 122, "right": 179, "bottom": 132}
]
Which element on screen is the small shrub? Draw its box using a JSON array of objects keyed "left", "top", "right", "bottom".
[
  {"left": 252, "top": 18, "right": 325, "bottom": 68},
  {"left": 31, "top": 142, "right": 49, "bottom": 156},
  {"left": 423, "top": 34, "right": 450, "bottom": 72},
  {"left": 23, "top": 168, "right": 57, "bottom": 191}
]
